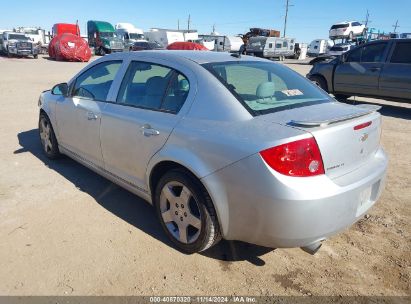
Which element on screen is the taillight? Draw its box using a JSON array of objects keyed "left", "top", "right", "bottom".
[{"left": 260, "top": 137, "right": 325, "bottom": 177}]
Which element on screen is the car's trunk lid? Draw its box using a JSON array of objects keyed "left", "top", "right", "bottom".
[{"left": 261, "top": 102, "right": 382, "bottom": 179}]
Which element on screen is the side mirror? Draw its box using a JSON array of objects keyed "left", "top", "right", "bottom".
[{"left": 51, "top": 83, "right": 68, "bottom": 96}]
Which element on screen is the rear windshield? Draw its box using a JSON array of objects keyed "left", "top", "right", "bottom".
[
  {"left": 331, "top": 24, "right": 348, "bottom": 29},
  {"left": 203, "top": 61, "right": 330, "bottom": 116}
]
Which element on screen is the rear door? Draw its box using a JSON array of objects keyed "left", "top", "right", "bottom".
[
  {"left": 379, "top": 41, "right": 411, "bottom": 100},
  {"left": 334, "top": 42, "right": 389, "bottom": 96},
  {"left": 100, "top": 59, "right": 194, "bottom": 192}
]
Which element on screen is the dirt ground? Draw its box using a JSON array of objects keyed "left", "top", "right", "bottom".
[{"left": 0, "top": 55, "right": 409, "bottom": 297}]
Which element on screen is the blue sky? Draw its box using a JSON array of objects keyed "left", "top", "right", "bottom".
[{"left": 1, "top": 0, "right": 410, "bottom": 43}]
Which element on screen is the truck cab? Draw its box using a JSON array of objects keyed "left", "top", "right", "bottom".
[
  {"left": 115, "top": 23, "right": 146, "bottom": 50},
  {"left": 0, "top": 31, "right": 38, "bottom": 58},
  {"left": 87, "top": 20, "right": 124, "bottom": 56}
]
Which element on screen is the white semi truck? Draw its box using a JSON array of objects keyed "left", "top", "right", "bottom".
[{"left": 115, "top": 23, "right": 146, "bottom": 50}]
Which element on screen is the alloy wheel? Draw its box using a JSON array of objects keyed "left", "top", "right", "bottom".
[
  {"left": 159, "top": 181, "right": 202, "bottom": 244},
  {"left": 39, "top": 117, "right": 53, "bottom": 153}
]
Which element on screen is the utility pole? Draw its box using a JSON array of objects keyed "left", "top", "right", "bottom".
[
  {"left": 283, "top": 0, "right": 293, "bottom": 37},
  {"left": 393, "top": 20, "right": 400, "bottom": 33},
  {"left": 363, "top": 9, "right": 371, "bottom": 27},
  {"left": 188, "top": 14, "right": 191, "bottom": 31},
  {"left": 178, "top": 19, "right": 180, "bottom": 30},
  {"left": 212, "top": 24, "right": 216, "bottom": 34}
]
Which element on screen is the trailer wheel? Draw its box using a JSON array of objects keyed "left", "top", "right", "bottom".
[{"left": 33, "top": 54, "right": 38, "bottom": 59}]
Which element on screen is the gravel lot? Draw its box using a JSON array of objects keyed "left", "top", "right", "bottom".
[{"left": 0, "top": 55, "right": 409, "bottom": 296}]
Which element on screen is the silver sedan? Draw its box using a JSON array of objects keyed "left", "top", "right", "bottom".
[{"left": 38, "top": 51, "right": 387, "bottom": 254}]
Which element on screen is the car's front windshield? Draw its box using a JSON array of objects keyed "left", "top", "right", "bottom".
[
  {"left": 203, "top": 61, "right": 331, "bottom": 116},
  {"left": 129, "top": 33, "right": 144, "bottom": 40}
]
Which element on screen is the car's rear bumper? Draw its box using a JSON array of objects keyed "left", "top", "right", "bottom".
[{"left": 202, "top": 148, "right": 387, "bottom": 248}]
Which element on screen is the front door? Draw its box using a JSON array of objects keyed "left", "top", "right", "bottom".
[
  {"left": 334, "top": 42, "right": 388, "bottom": 96},
  {"left": 55, "top": 60, "right": 122, "bottom": 168},
  {"left": 100, "top": 60, "right": 192, "bottom": 192}
]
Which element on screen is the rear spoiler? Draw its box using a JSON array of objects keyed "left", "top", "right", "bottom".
[{"left": 289, "top": 104, "right": 381, "bottom": 127}]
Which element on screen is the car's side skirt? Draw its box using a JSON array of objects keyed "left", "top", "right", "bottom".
[{"left": 59, "top": 145, "right": 153, "bottom": 204}]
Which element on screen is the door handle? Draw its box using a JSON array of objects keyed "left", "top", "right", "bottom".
[
  {"left": 141, "top": 124, "right": 160, "bottom": 137},
  {"left": 369, "top": 67, "right": 381, "bottom": 72},
  {"left": 87, "top": 111, "right": 98, "bottom": 120}
]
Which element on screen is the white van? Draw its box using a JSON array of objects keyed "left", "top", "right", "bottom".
[{"left": 115, "top": 23, "right": 146, "bottom": 49}]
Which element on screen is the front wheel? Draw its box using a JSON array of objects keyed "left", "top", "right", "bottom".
[
  {"left": 154, "top": 169, "right": 222, "bottom": 254},
  {"left": 310, "top": 75, "right": 328, "bottom": 92},
  {"left": 99, "top": 47, "right": 106, "bottom": 56},
  {"left": 39, "top": 113, "right": 60, "bottom": 159}
]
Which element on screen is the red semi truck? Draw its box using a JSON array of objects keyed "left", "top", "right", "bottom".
[{"left": 52, "top": 23, "right": 80, "bottom": 37}]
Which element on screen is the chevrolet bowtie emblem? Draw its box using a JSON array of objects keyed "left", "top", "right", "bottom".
[{"left": 360, "top": 133, "right": 369, "bottom": 142}]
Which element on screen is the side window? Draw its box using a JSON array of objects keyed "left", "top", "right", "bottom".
[
  {"left": 346, "top": 47, "right": 362, "bottom": 62},
  {"left": 390, "top": 42, "right": 411, "bottom": 64},
  {"left": 283, "top": 41, "right": 288, "bottom": 48},
  {"left": 276, "top": 43, "right": 282, "bottom": 49},
  {"left": 162, "top": 73, "right": 190, "bottom": 113},
  {"left": 117, "top": 61, "right": 189, "bottom": 113},
  {"left": 72, "top": 61, "right": 122, "bottom": 101},
  {"left": 361, "top": 43, "right": 387, "bottom": 62}
]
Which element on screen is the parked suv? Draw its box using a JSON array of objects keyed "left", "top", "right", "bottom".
[
  {"left": 307, "top": 39, "right": 411, "bottom": 102},
  {"left": 0, "top": 31, "right": 38, "bottom": 58},
  {"left": 329, "top": 21, "right": 366, "bottom": 40}
]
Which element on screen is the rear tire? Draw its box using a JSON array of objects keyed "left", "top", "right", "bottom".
[
  {"left": 310, "top": 75, "right": 328, "bottom": 92},
  {"left": 99, "top": 47, "right": 106, "bottom": 56},
  {"left": 154, "top": 169, "right": 222, "bottom": 254}
]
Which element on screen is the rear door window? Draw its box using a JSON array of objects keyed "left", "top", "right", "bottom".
[
  {"left": 390, "top": 42, "right": 411, "bottom": 64},
  {"left": 117, "top": 61, "right": 189, "bottom": 113}
]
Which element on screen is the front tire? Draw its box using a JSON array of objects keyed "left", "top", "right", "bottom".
[
  {"left": 310, "top": 75, "right": 328, "bottom": 92},
  {"left": 39, "top": 113, "right": 60, "bottom": 159},
  {"left": 154, "top": 169, "right": 222, "bottom": 254}
]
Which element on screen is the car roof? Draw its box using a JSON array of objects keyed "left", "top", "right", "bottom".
[{"left": 107, "top": 50, "right": 264, "bottom": 65}]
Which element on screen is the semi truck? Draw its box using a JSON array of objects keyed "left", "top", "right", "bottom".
[
  {"left": 87, "top": 20, "right": 124, "bottom": 55},
  {"left": 115, "top": 23, "right": 146, "bottom": 50}
]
